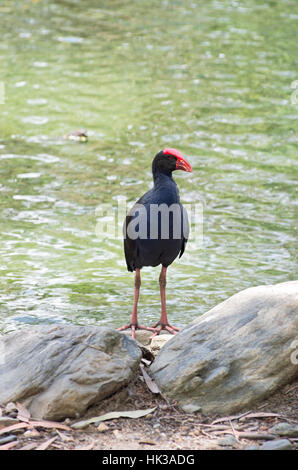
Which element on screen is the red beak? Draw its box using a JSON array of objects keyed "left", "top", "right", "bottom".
[
  {"left": 163, "top": 147, "right": 193, "bottom": 173},
  {"left": 176, "top": 156, "right": 192, "bottom": 172}
]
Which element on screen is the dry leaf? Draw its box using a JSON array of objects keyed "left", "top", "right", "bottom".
[
  {"left": 0, "top": 441, "right": 18, "bottom": 450},
  {"left": 29, "top": 419, "right": 71, "bottom": 431},
  {"left": 16, "top": 402, "right": 31, "bottom": 422},
  {"left": 140, "top": 364, "right": 160, "bottom": 394},
  {"left": 72, "top": 407, "right": 156, "bottom": 429},
  {"left": 0, "top": 422, "right": 31, "bottom": 435}
]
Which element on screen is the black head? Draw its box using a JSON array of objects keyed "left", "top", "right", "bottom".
[{"left": 152, "top": 148, "right": 192, "bottom": 176}]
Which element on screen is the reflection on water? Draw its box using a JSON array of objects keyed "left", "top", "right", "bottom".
[{"left": 0, "top": 0, "right": 297, "bottom": 333}]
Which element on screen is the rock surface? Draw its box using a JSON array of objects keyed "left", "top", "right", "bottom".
[
  {"left": 150, "top": 334, "right": 173, "bottom": 355},
  {"left": 269, "top": 422, "right": 298, "bottom": 438},
  {"left": 150, "top": 280, "right": 298, "bottom": 415},
  {"left": 0, "top": 325, "right": 141, "bottom": 420},
  {"left": 123, "top": 330, "right": 173, "bottom": 354},
  {"left": 260, "top": 439, "right": 293, "bottom": 450}
]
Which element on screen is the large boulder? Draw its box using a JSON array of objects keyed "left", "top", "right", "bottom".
[
  {"left": 150, "top": 281, "right": 298, "bottom": 415},
  {"left": 0, "top": 325, "right": 141, "bottom": 420}
]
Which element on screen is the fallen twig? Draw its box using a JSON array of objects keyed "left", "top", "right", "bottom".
[
  {"left": 0, "top": 441, "right": 18, "bottom": 450},
  {"left": 285, "top": 384, "right": 298, "bottom": 395},
  {"left": 0, "top": 422, "right": 31, "bottom": 435},
  {"left": 238, "top": 412, "right": 281, "bottom": 421},
  {"left": 229, "top": 419, "right": 240, "bottom": 442},
  {"left": 237, "top": 432, "right": 275, "bottom": 440},
  {"left": 36, "top": 437, "right": 57, "bottom": 451},
  {"left": 28, "top": 419, "right": 71, "bottom": 431},
  {"left": 211, "top": 411, "right": 252, "bottom": 425}
]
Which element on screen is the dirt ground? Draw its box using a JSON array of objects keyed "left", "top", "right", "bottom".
[{"left": 1, "top": 375, "right": 297, "bottom": 451}]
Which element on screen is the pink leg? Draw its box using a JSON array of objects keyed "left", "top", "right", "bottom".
[
  {"left": 118, "top": 269, "right": 157, "bottom": 339},
  {"left": 151, "top": 266, "right": 180, "bottom": 337}
]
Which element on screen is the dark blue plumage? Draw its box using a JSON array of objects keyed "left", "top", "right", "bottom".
[
  {"left": 124, "top": 151, "right": 190, "bottom": 271},
  {"left": 124, "top": 171, "right": 189, "bottom": 271},
  {"left": 119, "top": 148, "right": 192, "bottom": 338}
]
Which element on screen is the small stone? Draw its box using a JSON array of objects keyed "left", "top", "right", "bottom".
[
  {"left": 269, "top": 422, "right": 298, "bottom": 438},
  {"left": 24, "top": 429, "right": 40, "bottom": 438},
  {"left": 260, "top": 439, "right": 293, "bottom": 450},
  {"left": 0, "top": 416, "right": 19, "bottom": 428},
  {"left": 97, "top": 422, "right": 109, "bottom": 432},
  {"left": 4, "top": 402, "right": 17, "bottom": 415},
  {"left": 217, "top": 435, "right": 237, "bottom": 447},
  {"left": 244, "top": 444, "right": 260, "bottom": 450},
  {"left": 0, "top": 435, "right": 17, "bottom": 445}
]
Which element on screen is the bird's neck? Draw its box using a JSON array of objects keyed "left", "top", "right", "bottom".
[{"left": 152, "top": 170, "right": 174, "bottom": 188}]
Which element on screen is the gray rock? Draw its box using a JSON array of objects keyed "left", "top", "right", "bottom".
[
  {"left": 244, "top": 444, "right": 260, "bottom": 450},
  {"left": 0, "top": 416, "right": 19, "bottom": 427},
  {"left": 150, "top": 334, "right": 173, "bottom": 355},
  {"left": 269, "top": 422, "right": 298, "bottom": 438},
  {"left": 123, "top": 330, "right": 152, "bottom": 346},
  {"left": 0, "top": 325, "right": 141, "bottom": 420},
  {"left": 150, "top": 280, "right": 298, "bottom": 415},
  {"left": 216, "top": 435, "right": 237, "bottom": 447},
  {"left": 260, "top": 439, "right": 293, "bottom": 450},
  {"left": 0, "top": 435, "right": 17, "bottom": 445}
]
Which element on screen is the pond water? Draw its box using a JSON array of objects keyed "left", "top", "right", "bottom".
[{"left": 0, "top": 0, "right": 297, "bottom": 334}]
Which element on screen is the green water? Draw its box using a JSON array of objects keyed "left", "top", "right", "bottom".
[{"left": 0, "top": 0, "right": 297, "bottom": 334}]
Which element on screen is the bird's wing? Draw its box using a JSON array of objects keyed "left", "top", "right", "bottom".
[
  {"left": 123, "top": 222, "right": 136, "bottom": 272},
  {"left": 123, "top": 194, "right": 149, "bottom": 271},
  {"left": 179, "top": 204, "right": 189, "bottom": 258}
]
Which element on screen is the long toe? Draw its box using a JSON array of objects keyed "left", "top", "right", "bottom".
[
  {"left": 149, "top": 325, "right": 163, "bottom": 339},
  {"left": 117, "top": 324, "right": 131, "bottom": 332},
  {"left": 165, "top": 325, "right": 180, "bottom": 334},
  {"left": 150, "top": 321, "right": 180, "bottom": 336},
  {"left": 117, "top": 323, "right": 158, "bottom": 339}
]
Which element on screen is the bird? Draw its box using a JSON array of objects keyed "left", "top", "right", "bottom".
[
  {"left": 118, "top": 148, "right": 192, "bottom": 339},
  {"left": 64, "top": 129, "right": 88, "bottom": 142}
]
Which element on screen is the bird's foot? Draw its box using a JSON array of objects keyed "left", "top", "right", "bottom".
[
  {"left": 149, "top": 321, "right": 180, "bottom": 338},
  {"left": 117, "top": 323, "right": 157, "bottom": 340}
]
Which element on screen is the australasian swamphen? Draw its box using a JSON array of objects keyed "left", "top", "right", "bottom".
[{"left": 118, "top": 148, "right": 192, "bottom": 339}]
